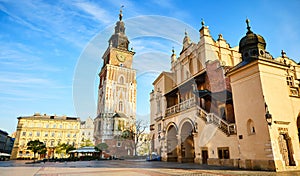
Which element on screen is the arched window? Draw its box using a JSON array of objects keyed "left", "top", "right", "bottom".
[
  {"left": 119, "top": 75, "right": 125, "bottom": 84},
  {"left": 247, "top": 119, "right": 255, "bottom": 135},
  {"left": 119, "top": 101, "right": 123, "bottom": 112}
]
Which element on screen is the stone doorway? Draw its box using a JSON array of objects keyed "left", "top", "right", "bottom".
[
  {"left": 201, "top": 150, "right": 208, "bottom": 164},
  {"left": 180, "top": 122, "right": 195, "bottom": 163}
]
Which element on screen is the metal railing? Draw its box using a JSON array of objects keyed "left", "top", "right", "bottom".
[
  {"left": 164, "top": 97, "right": 236, "bottom": 136},
  {"left": 196, "top": 106, "right": 236, "bottom": 135}
]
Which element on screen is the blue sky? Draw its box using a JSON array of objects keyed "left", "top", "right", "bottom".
[{"left": 1, "top": 0, "right": 299, "bottom": 134}]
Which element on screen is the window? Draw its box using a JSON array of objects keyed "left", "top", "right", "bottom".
[
  {"left": 158, "top": 123, "right": 162, "bottom": 132},
  {"left": 36, "top": 132, "right": 40, "bottom": 137},
  {"left": 117, "top": 141, "right": 121, "bottom": 147},
  {"left": 59, "top": 124, "right": 62, "bottom": 128},
  {"left": 53, "top": 124, "right": 56, "bottom": 128},
  {"left": 22, "top": 132, "right": 26, "bottom": 136},
  {"left": 73, "top": 134, "right": 76, "bottom": 138},
  {"left": 58, "top": 133, "right": 62, "bottom": 137},
  {"left": 218, "top": 147, "right": 230, "bottom": 159},
  {"left": 119, "top": 76, "right": 125, "bottom": 84},
  {"left": 51, "top": 132, "right": 55, "bottom": 137},
  {"left": 50, "top": 140, "right": 54, "bottom": 147},
  {"left": 74, "top": 125, "right": 77, "bottom": 129},
  {"left": 247, "top": 119, "right": 256, "bottom": 135},
  {"left": 119, "top": 101, "right": 123, "bottom": 112},
  {"left": 29, "top": 132, "right": 32, "bottom": 137},
  {"left": 118, "top": 120, "right": 124, "bottom": 131},
  {"left": 67, "top": 133, "right": 70, "bottom": 138},
  {"left": 286, "top": 76, "right": 294, "bottom": 86},
  {"left": 45, "top": 124, "right": 49, "bottom": 128},
  {"left": 44, "top": 132, "right": 48, "bottom": 137}
]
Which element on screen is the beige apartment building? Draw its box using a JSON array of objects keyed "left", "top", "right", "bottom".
[
  {"left": 150, "top": 19, "right": 300, "bottom": 171},
  {"left": 11, "top": 113, "right": 80, "bottom": 159},
  {"left": 79, "top": 117, "right": 95, "bottom": 145}
]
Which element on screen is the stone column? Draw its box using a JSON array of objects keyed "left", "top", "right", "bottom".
[
  {"left": 193, "top": 132, "right": 201, "bottom": 163},
  {"left": 176, "top": 135, "right": 182, "bottom": 163}
]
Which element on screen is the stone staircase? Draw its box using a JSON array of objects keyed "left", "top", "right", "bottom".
[{"left": 196, "top": 105, "right": 236, "bottom": 136}]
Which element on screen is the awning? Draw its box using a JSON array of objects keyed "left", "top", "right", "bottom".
[
  {"left": 69, "top": 147, "right": 100, "bottom": 153},
  {"left": 0, "top": 152, "right": 11, "bottom": 157}
]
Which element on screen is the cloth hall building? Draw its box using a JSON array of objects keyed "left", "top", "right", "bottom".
[{"left": 150, "top": 19, "right": 300, "bottom": 171}]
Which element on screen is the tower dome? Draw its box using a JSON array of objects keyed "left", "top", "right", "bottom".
[{"left": 239, "top": 19, "right": 266, "bottom": 61}]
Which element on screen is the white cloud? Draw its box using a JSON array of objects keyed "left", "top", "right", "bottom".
[{"left": 73, "top": 1, "right": 113, "bottom": 24}]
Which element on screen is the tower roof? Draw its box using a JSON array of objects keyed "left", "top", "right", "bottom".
[
  {"left": 108, "top": 6, "right": 130, "bottom": 51},
  {"left": 239, "top": 19, "right": 266, "bottom": 55}
]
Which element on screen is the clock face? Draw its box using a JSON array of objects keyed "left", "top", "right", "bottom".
[{"left": 116, "top": 53, "right": 125, "bottom": 62}]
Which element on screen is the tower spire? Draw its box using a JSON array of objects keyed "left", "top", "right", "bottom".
[
  {"left": 119, "top": 5, "right": 124, "bottom": 21},
  {"left": 246, "top": 18, "right": 253, "bottom": 34}
]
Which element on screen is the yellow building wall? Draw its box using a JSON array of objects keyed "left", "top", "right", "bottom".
[
  {"left": 11, "top": 115, "right": 80, "bottom": 160},
  {"left": 258, "top": 62, "right": 300, "bottom": 171},
  {"left": 229, "top": 62, "right": 275, "bottom": 170}
]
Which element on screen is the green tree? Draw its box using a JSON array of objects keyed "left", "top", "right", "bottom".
[
  {"left": 95, "top": 143, "right": 108, "bottom": 152},
  {"left": 27, "top": 140, "right": 47, "bottom": 162},
  {"left": 80, "top": 139, "right": 94, "bottom": 147},
  {"left": 55, "top": 143, "right": 75, "bottom": 158}
]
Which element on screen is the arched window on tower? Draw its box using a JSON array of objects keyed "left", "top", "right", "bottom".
[
  {"left": 119, "top": 75, "right": 125, "bottom": 84},
  {"left": 119, "top": 101, "right": 123, "bottom": 112},
  {"left": 247, "top": 119, "right": 255, "bottom": 135}
]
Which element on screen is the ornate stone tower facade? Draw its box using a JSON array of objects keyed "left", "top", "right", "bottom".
[{"left": 94, "top": 8, "right": 136, "bottom": 157}]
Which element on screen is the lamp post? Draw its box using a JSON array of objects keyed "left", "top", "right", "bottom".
[{"left": 265, "top": 103, "right": 272, "bottom": 126}]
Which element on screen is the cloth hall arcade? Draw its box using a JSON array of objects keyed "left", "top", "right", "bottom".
[{"left": 150, "top": 19, "right": 300, "bottom": 172}]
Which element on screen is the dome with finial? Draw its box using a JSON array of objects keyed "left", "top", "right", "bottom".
[{"left": 239, "top": 19, "right": 266, "bottom": 60}]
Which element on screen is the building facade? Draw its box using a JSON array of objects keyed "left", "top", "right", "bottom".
[
  {"left": 150, "top": 19, "right": 300, "bottom": 171},
  {"left": 94, "top": 9, "right": 136, "bottom": 157},
  {"left": 11, "top": 113, "right": 80, "bottom": 159},
  {"left": 0, "top": 129, "right": 14, "bottom": 155},
  {"left": 79, "top": 117, "right": 95, "bottom": 145}
]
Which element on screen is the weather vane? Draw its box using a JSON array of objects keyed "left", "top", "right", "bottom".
[{"left": 119, "top": 5, "right": 124, "bottom": 21}]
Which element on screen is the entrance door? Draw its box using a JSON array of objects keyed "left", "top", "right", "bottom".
[{"left": 202, "top": 150, "right": 208, "bottom": 164}]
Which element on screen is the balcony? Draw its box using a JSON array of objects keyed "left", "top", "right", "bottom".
[{"left": 165, "top": 98, "right": 195, "bottom": 116}]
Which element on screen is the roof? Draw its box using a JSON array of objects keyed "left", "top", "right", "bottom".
[
  {"left": 69, "top": 147, "right": 100, "bottom": 153},
  {"left": 18, "top": 113, "right": 80, "bottom": 121},
  {"left": 113, "top": 112, "right": 128, "bottom": 119}
]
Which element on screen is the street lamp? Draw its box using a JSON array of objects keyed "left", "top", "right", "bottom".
[
  {"left": 265, "top": 103, "right": 272, "bottom": 126},
  {"left": 265, "top": 111, "right": 272, "bottom": 126}
]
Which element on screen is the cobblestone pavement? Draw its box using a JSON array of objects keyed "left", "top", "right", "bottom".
[{"left": 1, "top": 160, "right": 300, "bottom": 176}]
